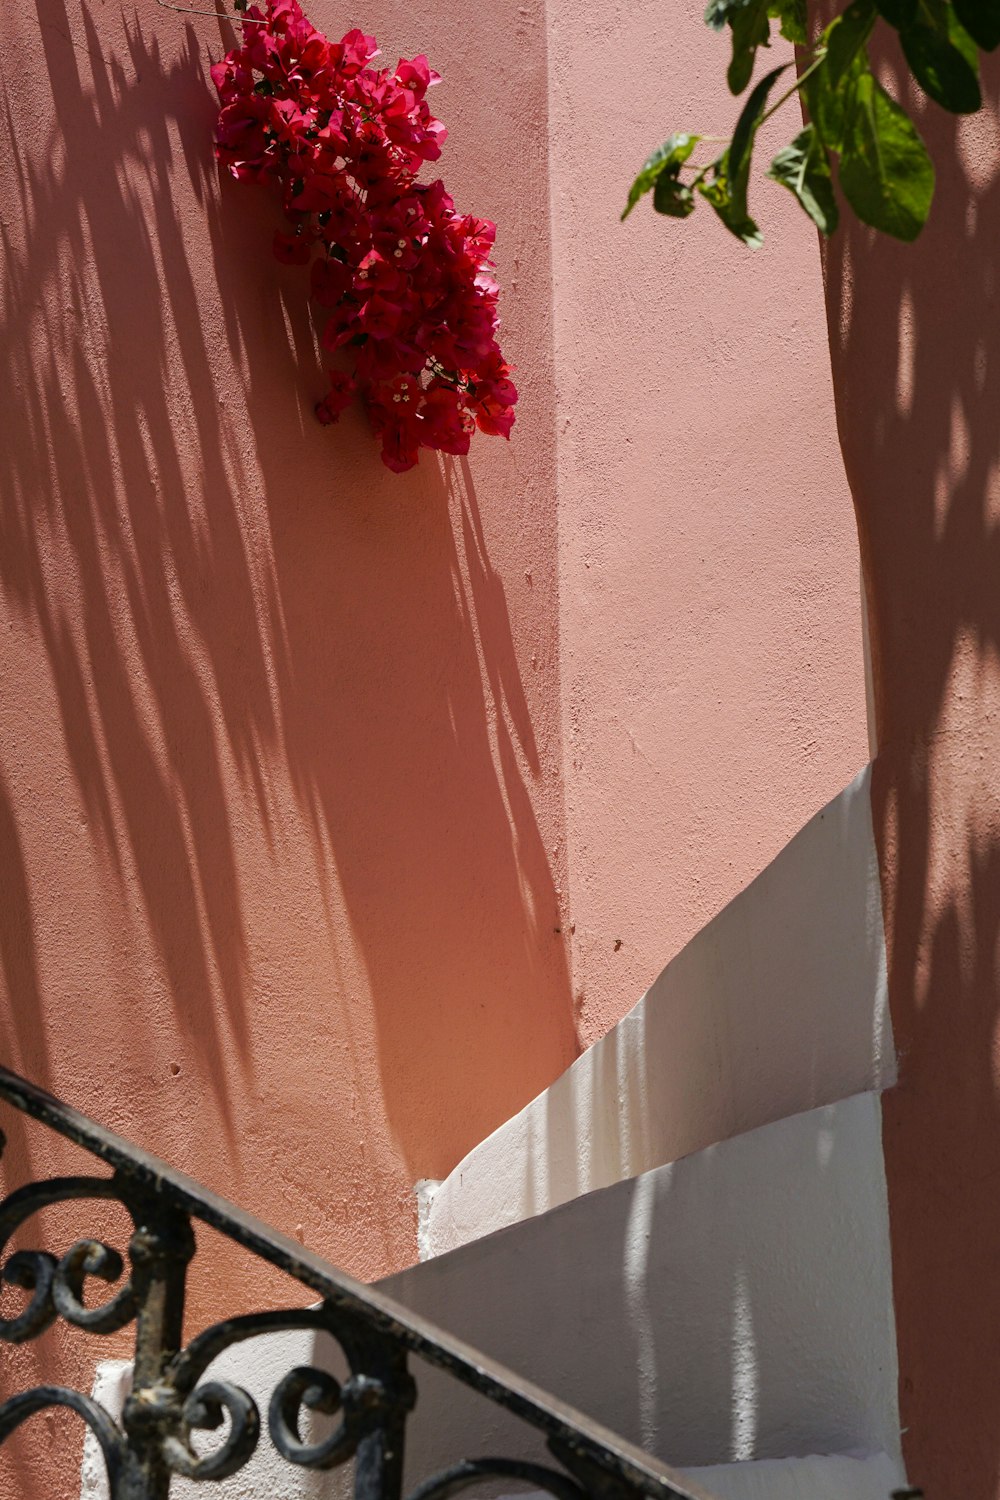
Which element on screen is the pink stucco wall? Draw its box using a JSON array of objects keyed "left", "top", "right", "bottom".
[
  {"left": 0, "top": 0, "right": 867, "bottom": 1494},
  {"left": 0, "top": 1, "right": 574, "bottom": 1492},
  {"left": 547, "top": 3, "right": 869, "bottom": 1043},
  {"left": 1, "top": 0, "right": 574, "bottom": 1231}
]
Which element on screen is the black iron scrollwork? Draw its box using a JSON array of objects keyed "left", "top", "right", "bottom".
[
  {"left": 0, "top": 1385, "right": 130, "bottom": 1488},
  {"left": 406, "top": 1457, "right": 589, "bottom": 1500},
  {"left": 0, "top": 1175, "right": 138, "bottom": 1343},
  {"left": 270, "top": 1362, "right": 345, "bottom": 1464},
  {"left": 0, "top": 1248, "right": 57, "bottom": 1342},
  {"left": 159, "top": 1380, "right": 262, "bottom": 1481},
  {"left": 0, "top": 1067, "right": 706, "bottom": 1500}
]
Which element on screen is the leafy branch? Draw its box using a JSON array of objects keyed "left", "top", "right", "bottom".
[{"left": 623, "top": 0, "right": 999, "bottom": 243}]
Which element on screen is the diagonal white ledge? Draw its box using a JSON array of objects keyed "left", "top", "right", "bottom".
[{"left": 424, "top": 764, "right": 892, "bottom": 1258}]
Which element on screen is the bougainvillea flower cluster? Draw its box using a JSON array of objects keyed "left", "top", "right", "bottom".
[{"left": 211, "top": 2, "right": 518, "bottom": 471}]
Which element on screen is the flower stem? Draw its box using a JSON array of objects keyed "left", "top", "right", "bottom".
[
  {"left": 758, "top": 46, "right": 827, "bottom": 127},
  {"left": 154, "top": 0, "right": 269, "bottom": 21}
]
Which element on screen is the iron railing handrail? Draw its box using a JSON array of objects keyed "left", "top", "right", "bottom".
[{"left": 0, "top": 1065, "right": 716, "bottom": 1500}]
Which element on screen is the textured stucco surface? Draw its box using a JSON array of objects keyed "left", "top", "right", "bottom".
[
  {"left": 0, "top": 1, "right": 574, "bottom": 1495},
  {"left": 425, "top": 766, "right": 892, "bottom": 1254},
  {"left": 0, "top": 0, "right": 574, "bottom": 1223},
  {"left": 1, "top": 0, "right": 869, "bottom": 1494},
  {"left": 545, "top": 0, "right": 868, "bottom": 1046}
]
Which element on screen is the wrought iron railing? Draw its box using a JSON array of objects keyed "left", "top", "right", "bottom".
[{"left": 0, "top": 1066, "right": 714, "bottom": 1500}]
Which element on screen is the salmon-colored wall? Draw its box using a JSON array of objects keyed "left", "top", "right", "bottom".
[
  {"left": 824, "top": 48, "right": 1000, "bottom": 1498},
  {"left": 0, "top": 0, "right": 868, "bottom": 1494},
  {"left": 546, "top": 2, "right": 869, "bottom": 1045},
  {"left": 0, "top": 0, "right": 575, "bottom": 1491},
  {"left": 0, "top": 0, "right": 576, "bottom": 1222}
]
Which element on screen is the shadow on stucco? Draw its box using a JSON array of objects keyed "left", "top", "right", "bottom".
[
  {"left": 822, "top": 42, "right": 1000, "bottom": 1499},
  {"left": 0, "top": 18, "right": 576, "bottom": 1496},
  {"left": 0, "top": 0, "right": 575, "bottom": 1219},
  {"left": 0, "top": 15, "right": 258, "bottom": 1131},
  {"left": 201, "top": 45, "right": 577, "bottom": 1177}
]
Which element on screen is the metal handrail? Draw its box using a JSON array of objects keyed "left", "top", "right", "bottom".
[{"left": 0, "top": 1066, "right": 713, "bottom": 1500}]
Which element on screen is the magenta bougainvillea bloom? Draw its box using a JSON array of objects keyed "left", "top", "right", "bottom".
[{"left": 211, "top": 2, "right": 518, "bottom": 472}]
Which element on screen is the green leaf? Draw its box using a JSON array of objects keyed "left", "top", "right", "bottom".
[
  {"left": 901, "top": 22, "right": 981, "bottom": 109},
  {"left": 825, "top": 0, "right": 877, "bottom": 84},
  {"left": 766, "top": 124, "right": 840, "bottom": 233},
  {"left": 944, "top": 1, "right": 982, "bottom": 64},
  {"left": 874, "top": 0, "right": 917, "bottom": 27},
  {"left": 699, "top": 172, "right": 764, "bottom": 244},
  {"left": 698, "top": 63, "right": 788, "bottom": 244},
  {"left": 703, "top": 0, "right": 774, "bottom": 94},
  {"left": 838, "top": 71, "right": 935, "bottom": 239},
  {"left": 729, "top": 62, "right": 788, "bottom": 213},
  {"left": 952, "top": 0, "right": 1000, "bottom": 50},
  {"left": 805, "top": 41, "right": 869, "bottom": 151},
  {"left": 900, "top": 0, "right": 981, "bottom": 112},
  {"left": 705, "top": 0, "right": 736, "bottom": 30},
  {"left": 653, "top": 173, "right": 697, "bottom": 216},
  {"left": 727, "top": 0, "right": 772, "bottom": 92},
  {"left": 622, "top": 133, "right": 700, "bottom": 220},
  {"left": 768, "top": 0, "right": 808, "bottom": 45}
]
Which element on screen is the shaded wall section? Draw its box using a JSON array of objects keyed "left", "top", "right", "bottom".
[
  {"left": 822, "top": 44, "right": 1000, "bottom": 1500},
  {"left": 0, "top": 0, "right": 574, "bottom": 1493},
  {"left": 0, "top": 0, "right": 875, "bottom": 1492}
]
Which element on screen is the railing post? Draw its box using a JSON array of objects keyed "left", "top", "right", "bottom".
[
  {"left": 352, "top": 1331, "right": 416, "bottom": 1500},
  {"left": 120, "top": 1185, "right": 196, "bottom": 1500}
]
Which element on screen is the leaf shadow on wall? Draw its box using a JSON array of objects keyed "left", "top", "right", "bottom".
[
  {"left": 0, "top": 17, "right": 263, "bottom": 1145},
  {"left": 0, "top": 0, "right": 577, "bottom": 1208},
  {"left": 822, "top": 41, "right": 1000, "bottom": 1500},
  {"left": 214, "top": 191, "right": 578, "bottom": 1186}
]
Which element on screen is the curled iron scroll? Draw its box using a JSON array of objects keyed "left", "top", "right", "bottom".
[
  {"left": 0, "top": 1386, "right": 129, "bottom": 1497},
  {"left": 162, "top": 1304, "right": 384, "bottom": 1478},
  {"left": 268, "top": 1361, "right": 357, "bottom": 1468},
  {"left": 406, "top": 1457, "right": 590, "bottom": 1500},
  {"left": 0, "top": 1249, "right": 58, "bottom": 1342},
  {"left": 160, "top": 1380, "right": 262, "bottom": 1480},
  {"left": 0, "top": 1176, "right": 138, "bottom": 1342}
]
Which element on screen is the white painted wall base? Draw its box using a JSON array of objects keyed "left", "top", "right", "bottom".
[
  {"left": 678, "top": 1452, "right": 904, "bottom": 1500},
  {"left": 424, "top": 768, "right": 892, "bottom": 1257},
  {"left": 386, "top": 1093, "right": 902, "bottom": 1475},
  {"left": 80, "top": 1336, "right": 349, "bottom": 1500},
  {"left": 415, "top": 1178, "right": 442, "bottom": 1262},
  {"left": 81, "top": 1362, "right": 132, "bottom": 1500},
  {"left": 81, "top": 1371, "right": 900, "bottom": 1500},
  {"left": 81, "top": 1096, "right": 902, "bottom": 1499},
  {"left": 501, "top": 1454, "right": 904, "bottom": 1500}
]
